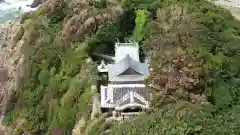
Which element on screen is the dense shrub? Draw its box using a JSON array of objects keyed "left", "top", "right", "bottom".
[
  {"left": 4, "top": 0, "right": 240, "bottom": 134},
  {"left": 4, "top": 0, "right": 123, "bottom": 134},
  {"left": 105, "top": 0, "right": 240, "bottom": 134},
  {"left": 192, "top": 105, "right": 240, "bottom": 135},
  {"left": 109, "top": 102, "right": 204, "bottom": 135}
]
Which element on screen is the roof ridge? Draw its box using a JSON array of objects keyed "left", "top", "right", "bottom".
[{"left": 116, "top": 54, "right": 144, "bottom": 76}]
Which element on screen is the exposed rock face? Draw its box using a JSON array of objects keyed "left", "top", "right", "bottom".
[
  {"left": 29, "top": 0, "right": 42, "bottom": 8},
  {"left": 0, "top": 19, "right": 25, "bottom": 133},
  {"left": 0, "top": 68, "right": 8, "bottom": 82},
  {"left": 0, "top": 0, "right": 124, "bottom": 133},
  {"left": 0, "top": 53, "right": 8, "bottom": 82},
  {"left": 91, "top": 94, "right": 101, "bottom": 120},
  {"left": 72, "top": 117, "right": 86, "bottom": 135}
]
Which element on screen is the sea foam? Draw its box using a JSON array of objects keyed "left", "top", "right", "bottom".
[{"left": 0, "top": 0, "right": 38, "bottom": 25}]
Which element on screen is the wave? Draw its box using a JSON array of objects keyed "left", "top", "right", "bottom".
[
  {"left": 0, "top": 0, "right": 39, "bottom": 25},
  {"left": 1, "top": 0, "right": 37, "bottom": 12}
]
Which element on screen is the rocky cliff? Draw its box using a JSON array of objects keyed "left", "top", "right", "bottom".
[
  {"left": 29, "top": 0, "right": 42, "bottom": 8},
  {"left": 0, "top": 19, "right": 25, "bottom": 134},
  {"left": 0, "top": 0, "right": 123, "bottom": 134},
  {"left": 0, "top": 0, "right": 240, "bottom": 135}
]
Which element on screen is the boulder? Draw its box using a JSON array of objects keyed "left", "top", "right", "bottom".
[{"left": 29, "top": 0, "right": 42, "bottom": 8}]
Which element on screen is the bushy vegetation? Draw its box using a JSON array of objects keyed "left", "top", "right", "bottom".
[
  {"left": 108, "top": 0, "right": 240, "bottom": 134},
  {"left": 84, "top": 0, "right": 240, "bottom": 134},
  {"left": 110, "top": 102, "right": 205, "bottom": 135},
  {"left": 3, "top": 0, "right": 125, "bottom": 134},
  {"left": 3, "top": 0, "right": 240, "bottom": 134}
]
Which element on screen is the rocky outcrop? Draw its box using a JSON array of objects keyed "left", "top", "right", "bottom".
[
  {"left": 0, "top": 19, "right": 25, "bottom": 133},
  {"left": 91, "top": 94, "right": 101, "bottom": 120},
  {"left": 0, "top": 0, "right": 124, "bottom": 133},
  {"left": 29, "top": 0, "right": 42, "bottom": 8}
]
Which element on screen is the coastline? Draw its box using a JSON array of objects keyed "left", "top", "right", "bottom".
[
  {"left": 0, "top": 1, "right": 42, "bottom": 133},
  {"left": 0, "top": 0, "right": 41, "bottom": 27}
]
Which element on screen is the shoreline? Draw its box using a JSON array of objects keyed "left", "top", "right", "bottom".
[{"left": 0, "top": 0, "right": 41, "bottom": 27}]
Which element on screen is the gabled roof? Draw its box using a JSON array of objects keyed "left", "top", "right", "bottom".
[
  {"left": 107, "top": 55, "right": 149, "bottom": 81},
  {"left": 119, "top": 67, "right": 141, "bottom": 75},
  {"left": 115, "top": 54, "right": 145, "bottom": 75},
  {"left": 115, "top": 42, "right": 139, "bottom": 63},
  {"left": 100, "top": 86, "right": 150, "bottom": 109}
]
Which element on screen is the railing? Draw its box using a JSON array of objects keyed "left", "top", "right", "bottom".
[{"left": 133, "top": 92, "right": 149, "bottom": 105}]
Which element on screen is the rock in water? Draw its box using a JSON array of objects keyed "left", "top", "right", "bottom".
[{"left": 29, "top": 0, "right": 42, "bottom": 8}]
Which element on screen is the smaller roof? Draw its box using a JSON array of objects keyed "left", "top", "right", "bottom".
[
  {"left": 107, "top": 55, "right": 149, "bottom": 82},
  {"left": 115, "top": 42, "right": 139, "bottom": 63},
  {"left": 114, "top": 54, "right": 145, "bottom": 75}
]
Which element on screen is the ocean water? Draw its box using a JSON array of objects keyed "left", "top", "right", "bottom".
[{"left": 0, "top": 0, "right": 37, "bottom": 26}]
